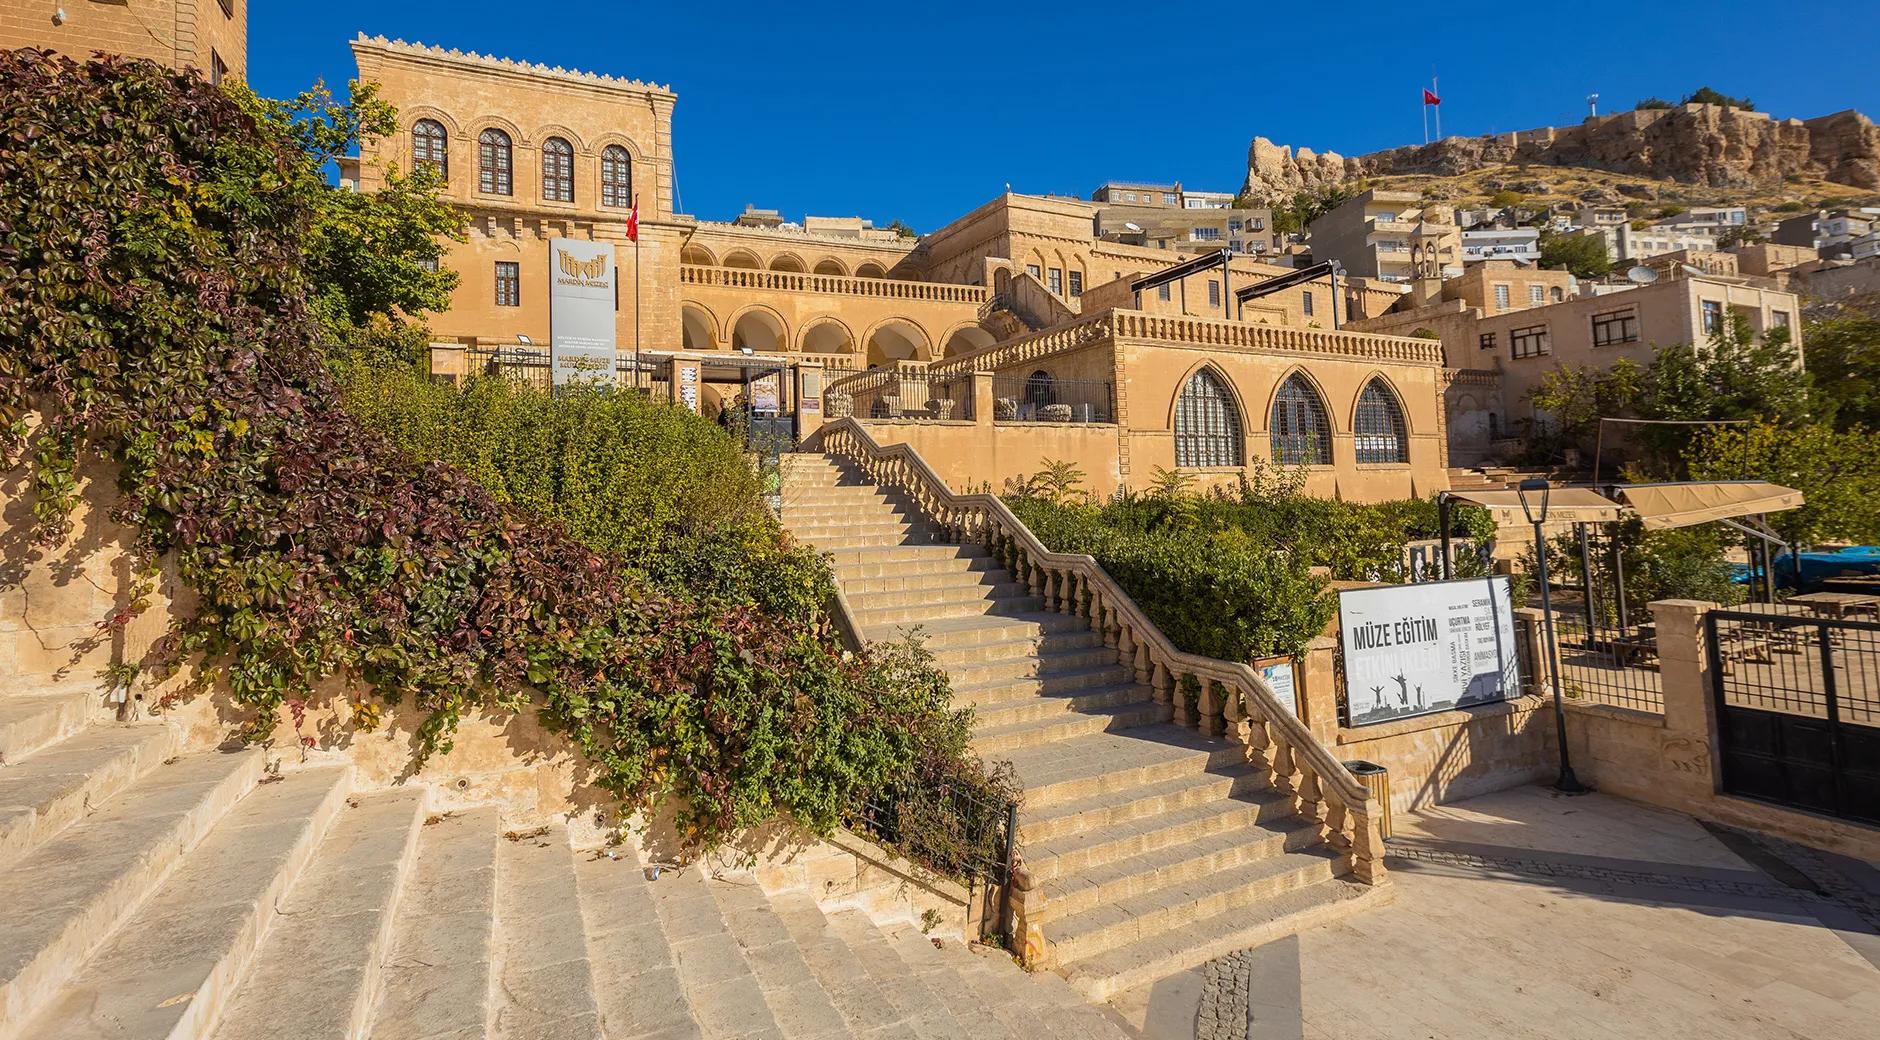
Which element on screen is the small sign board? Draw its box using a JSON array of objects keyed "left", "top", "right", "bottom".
[
  {"left": 1252, "top": 656, "right": 1299, "bottom": 719},
  {"left": 548, "top": 237, "right": 617, "bottom": 386},
  {"left": 1338, "top": 576, "right": 1520, "bottom": 727}
]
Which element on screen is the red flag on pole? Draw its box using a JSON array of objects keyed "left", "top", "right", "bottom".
[
  {"left": 1423, "top": 88, "right": 1441, "bottom": 106},
  {"left": 627, "top": 195, "right": 640, "bottom": 242}
]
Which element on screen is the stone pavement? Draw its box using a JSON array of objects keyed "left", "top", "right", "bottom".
[{"left": 1111, "top": 786, "right": 1880, "bottom": 1040}]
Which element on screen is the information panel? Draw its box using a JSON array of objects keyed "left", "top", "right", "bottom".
[
  {"left": 548, "top": 238, "right": 617, "bottom": 386},
  {"left": 1338, "top": 576, "right": 1519, "bottom": 727}
]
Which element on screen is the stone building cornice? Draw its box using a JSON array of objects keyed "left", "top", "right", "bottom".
[
  {"left": 689, "top": 220, "right": 918, "bottom": 256},
  {"left": 351, "top": 34, "right": 676, "bottom": 99}
]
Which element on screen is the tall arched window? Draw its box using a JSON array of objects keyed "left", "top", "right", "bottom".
[
  {"left": 1270, "top": 373, "right": 1332, "bottom": 466},
  {"left": 1025, "top": 371, "right": 1056, "bottom": 413},
  {"left": 600, "top": 145, "right": 632, "bottom": 208},
  {"left": 1174, "top": 368, "right": 1243, "bottom": 468},
  {"left": 1353, "top": 377, "right": 1410, "bottom": 464},
  {"left": 477, "top": 129, "right": 512, "bottom": 195},
  {"left": 411, "top": 119, "right": 448, "bottom": 178},
  {"left": 541, "top": 137, "right": 574, "bottom": 203}
]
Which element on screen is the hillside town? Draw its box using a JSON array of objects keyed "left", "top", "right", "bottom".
[{"left": 2, "top": 3, "right": 1879, "bottom": 1040}]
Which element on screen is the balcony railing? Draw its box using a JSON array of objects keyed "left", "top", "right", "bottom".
[
  {"left": 991, "top": 375, "right": 1114, "bottom": 423},
  {"left": 681, "top": 264, "right": 989, "bottom": 305}
]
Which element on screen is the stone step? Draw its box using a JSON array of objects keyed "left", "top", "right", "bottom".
[
  {"left": 571, "top": 845, "right": 705, "bottom": 1040},
  {"left": 1042, "top": 844, "right": 1345, "bottom": 967},
  {"left": 369, "top": 807, "right": 501, "bottom": 1040},
  {"left": 965, "top": 683, "right": 1151, "bottom": 729},
  {"left": 1057, "top": 878, "right": 1383, "bottom": 1001},
  {"left": 943, "top": 645, "right": 1123, "bottom": 688},
  {"left": 0, "top": 687, "right": 95, "bottom": 763},
  {"left": 641, "top": 863, "right": 786, "bottom": 1039},
  {"left": 951, "top": 664, "right": 1136, "bottom": 707},
  {"left": 0, "top": 749, "right": 263, "bottom": 1040},
  {"left": 927, "top": 629, "right": 1107, "bottom": 667},
  {"left": 971, "top": 701, "right": 1172, "bottom": 755},
  {"left": 763, "top": 888, "right": 933, "bottom": 1035},
  {"left": 789, "top": 517, "right": 937, "bottom": 539},
  {"left": 832, "top": 553, "right": 1001, "bottom": 581},
  {"left": 822, "top": 543, "right": 990, "bottom": 569},
  {"left": 864, "top": 611, "right": 1092, "bottom": 652},
  {"left": 1025, "top": 786, "right": 1298, "bottom": 882},
  {"left": 838, "top": 571, "right": 1021, "bottom": 598},
  {"left": 850, "top": 595, "right": 1046, "bottom": 627},
  {"left": 209, "top": 787, "right": 427, "bottom": 1040},
  {"left": 15, "top": 764, "right": 352, "bottom": 1040},
  {"left": 883, "top": 926, "right": 1136, "bottom": 1040},
  {"left": 491, "top": 824, "right": 605, "bottom": 1040},
  {"left": 0, "top": 721, "right": 174, "bottom": 870},
  {"left": 700, "top": 871, "right": 857, "bottom": 1038},
  {"left": 1037, "top": 817, "right": 1322, "bottom": 923},
  {"left": 799, "top": 529, "right": 945, "bottom": 549},
  {"left": 1019, "top": 762, "right": 1270, "bottom": 845},
  {"left": 820, "top": 908, "right": 977, "bottom": 1038},
  {"left": 1002, "top": 725, "right": 1246, "bottom": 808}
]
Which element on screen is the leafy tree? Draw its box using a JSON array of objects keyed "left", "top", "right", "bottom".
[
  {"left": 1801, "top": 300, "right": 1880, "bottom": 429},
  {"left": 883, "top": 218, "right": 918, "bottom": 239},
  {"left": 1635, "top": 96, "right": 1674, "bottom": 110},
  {"left": 227, "top": 80, "right": 465, "bottom": 349},
  {"left": 1272, "top": 182, "right": 1361, "bottom": 235},
  {"left": 1526, "top": 358, "right": 1645, "bottom": 450},
  {"left": 1538, "top": 230, "right": 1612, "bottom": 278},
  {"left": 1716, "top": 225, "right": 1767, "bottom": 250},
  {"left": 1688, "top": 422, "right": 1880, "bottom": 545},
  {"left": 1487, "top": 190, "right": 1525, "bottom": 209},
  {"left": 1682, "top": 86, "right": 1754, "bottom": 111},
  {"left": 1634, "top": 314, "right": 1812, "bottom": 466}
]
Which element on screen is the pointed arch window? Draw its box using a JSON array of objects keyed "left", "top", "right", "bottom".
[
  {"left": 1174, "top": 368, "right": 1243, "bottom": 468},
  {"left": 1271, "top": 374, "right": 1332, "bottom": 466},
  {"left": 478, "top": 129, "right": 512, "bottom": 195},
  {"left": 600, "top": 145, "right": 633, "bottom": 208},
  {"left": 542, "top": 137, "right": 574, "bottom": 203},
  {"left": 1353, "top": 378, "right": 1410, "bottom": 464},
  {"left": 411, "top": 119, "right": 448, "bottom": 178}
]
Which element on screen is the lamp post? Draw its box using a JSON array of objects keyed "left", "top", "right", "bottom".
[{"left": 1519, "top": 478, "right": 1590, "bottom": 794}]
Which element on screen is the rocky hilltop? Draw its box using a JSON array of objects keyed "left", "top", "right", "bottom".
[{"left": 1241, "top": 104, "right": 1880, "bottom": 201}]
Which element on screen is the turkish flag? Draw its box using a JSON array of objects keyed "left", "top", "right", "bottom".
[
  {"left": 627, "top": 195, "right": 639, "bottom": 242},
  {"left": 1423, "top": 88, "right": 1441, "bottom": 106}
]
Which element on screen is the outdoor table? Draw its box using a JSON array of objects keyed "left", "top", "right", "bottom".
[
  {"left": 1787, "top": 591, "right": 1880, "bottom": 619},
  {"left": 1820, "top": 577, "right": 1880, "bottom": 595}
]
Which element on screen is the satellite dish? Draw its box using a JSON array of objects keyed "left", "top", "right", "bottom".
[
  {"left": 1625, "top": 266, "right": 1659, "bottom": 284},
  {"left": 1679, "top": 264, "right": 1709, "bottom": 278},
  {"left": 1124, "top": 222, "right": 1142, "bottom": 232}
]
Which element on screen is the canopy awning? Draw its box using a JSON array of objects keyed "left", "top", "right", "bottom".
[
  {"left": 1443, "top": 488, "right": 1626, "bottom": 525},
  {"left": 1613, "top": 481, "right": 1804, "bottom": 531}
]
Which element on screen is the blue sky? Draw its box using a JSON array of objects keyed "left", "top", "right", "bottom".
[{"left": 251, "top": 1, "right": 1879, "bottom": 232}]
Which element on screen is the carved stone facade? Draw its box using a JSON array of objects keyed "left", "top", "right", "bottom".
[{"left": 1, "top": 0, "right": 247, "bottom": 82}]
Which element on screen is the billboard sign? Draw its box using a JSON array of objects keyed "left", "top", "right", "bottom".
[
  {"left": 549, "top": 238, "right": 617, "bottom": 386},
  {"left": 1338, "top": 576, "right": 1520, "bottom": 727}
]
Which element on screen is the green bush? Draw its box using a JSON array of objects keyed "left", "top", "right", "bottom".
[{"left": 0, "top": 49, "right": 1015, "bottom": 859}]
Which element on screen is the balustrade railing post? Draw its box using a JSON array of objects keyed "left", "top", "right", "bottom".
[
  {"left": 1151, "top": 661, "right": 1172, "bottom": 706},
  {"left": 1198, "top": 679, "right": 1225, "bottom": 737}
]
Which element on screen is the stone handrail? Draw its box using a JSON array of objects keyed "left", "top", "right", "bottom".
[
  {"left": 803, "top": 419, "right": 1387, "bottom": 886},
  {"left": 929, "top": 311, "right": 1117, "bottom": 376},
  {"left": 1110, "top": 311, "right": 1444, "bottom": 365},
  {"left": 681, "top": 264, "right": 989, "bottom": 305}
]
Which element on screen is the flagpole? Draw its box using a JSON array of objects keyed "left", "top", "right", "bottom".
[
  {"left": 1432, "top": 76, "right": 1441, "bottom": 140},
  {"left": 1423, "top": 100, "right": 1429, "bottom": 145}
]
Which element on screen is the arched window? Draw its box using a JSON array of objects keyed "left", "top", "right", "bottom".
[
  {"left": 411, "top": 119, "right": 448, "bottom": 178},
  {"left": 477, "top": 129, "right": 512, "bottom": 195},
  {"left": 542, "top": 137, "right": 574, "bottom": 203},
  {"left": 1174, "top": 368, "right": 1243, "bottom": 468},
  {"left": 600, "top": 145, "right": 632, "bottom": 208},
  {"left": 1353, "top": 378, "right": 1409, "bottom": 464},
  {"left": 1270, "top": 373, "right": 1332, "bottom": 466},
  {"left": 1025, "top": 371, "right": 1056, "bottom": 414}
]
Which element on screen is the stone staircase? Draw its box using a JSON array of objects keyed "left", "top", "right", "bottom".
[
  {"left": 0, "top": 678, "right": 1138, "bottom": 1038},
  {"left": 781, "top": 453, "right": 1383, "bottom": 1000}
]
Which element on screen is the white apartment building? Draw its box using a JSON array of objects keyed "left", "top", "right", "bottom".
[{"left": 1460, "top": 227, "right": 1542, "bottom": 263}]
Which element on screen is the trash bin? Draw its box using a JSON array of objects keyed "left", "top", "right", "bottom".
[{"left": 1342, "top": 760, "right": 1392, "bottom": 840}]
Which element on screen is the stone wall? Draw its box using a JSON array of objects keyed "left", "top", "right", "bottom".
[{"left": 1, "top": 0, "right": 247, "bottom": 82}]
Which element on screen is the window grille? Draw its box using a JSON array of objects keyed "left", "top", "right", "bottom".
[
  {"left": 1353, "top": 379, "right": 1409, "bottom": 463},
  {"left": 478, "top": 129, "right": 512, "bottom": 195},
  {"left": 1270, "top": 373, "right": 1331, "bottom": 466},
  {"left": 600, "top": 146, "right": 632, "bottom": 208},
  {"left": 1175, "top": 369, "right": 1243, "bottom": 468},
  {"left": 542, "top": 137, "right": 574, "bottom": 203},
  {"left": 412, "top": 119, "right": 448, "bottom": 178}
]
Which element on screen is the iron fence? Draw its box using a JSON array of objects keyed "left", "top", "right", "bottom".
[
  {"left": 848, "top": 782, "right": 1018, "bottom": 941},
  {"left": 991, "top": 374, "right": 1113, "bottom": 423},
  {"left": 1707, "top": 608, "right": 1880, "bottom": 823},
  {"left": 463, "top": 345, "right": 670, "bottom": 396},
  {"left": 849, "top": 370, "right": 976, "bottom": 421}
]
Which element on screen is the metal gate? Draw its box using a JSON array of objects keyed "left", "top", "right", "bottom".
[{"left": 1707, "top": 609, "right": 1880, "bottom": 824}]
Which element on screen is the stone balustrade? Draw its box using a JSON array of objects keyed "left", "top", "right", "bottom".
[
  {"left": 808, "top": 418, "right": 1390, "bottom": 887},
  {"left": 681, "top": 264, "right": 989, "bottom": 304},
  {"left": 929, "top": 312, "right": 1117, "bottom": 376}
]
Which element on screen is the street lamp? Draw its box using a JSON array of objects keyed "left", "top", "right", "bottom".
[{"left": 1518, "top": 478, "right": 1591, "bottom": 794}]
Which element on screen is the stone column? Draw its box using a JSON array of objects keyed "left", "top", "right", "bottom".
[
  {"left": 1299, "top": 635, "right": 1340, "bottom": 746},
  {"left": 1649, "top": 599, "right": 1722, "bottom": 796},
  {"left": 971, "top": 371, "right": 994, "bottom": 425}
]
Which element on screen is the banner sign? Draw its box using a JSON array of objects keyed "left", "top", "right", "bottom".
[
  {"left": 1253, "top": 656, "right": 1299, "bottom": 719},
  {"left": 548, "top": 238, "right": 617, "bottom": 386},
  {"left": 1338, "top": 576, "right": 1519, "bottom": 727}
]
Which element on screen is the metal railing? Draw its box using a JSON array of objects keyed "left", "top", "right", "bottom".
[
  {"left": 849, "top": 784, "right": 1018, "bottom": 939},
  {"left": 1551, "top": 607, "right": 1665, "bottom": 713},
  {"left": 990, "top": 375, "right": 1114, "bottom": 423},
  {"left": 464, "top": 345, "right": 670, "bottom": 395},
  {"left": 848, "top": 370, "right": 976, "bottom": 421}
]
